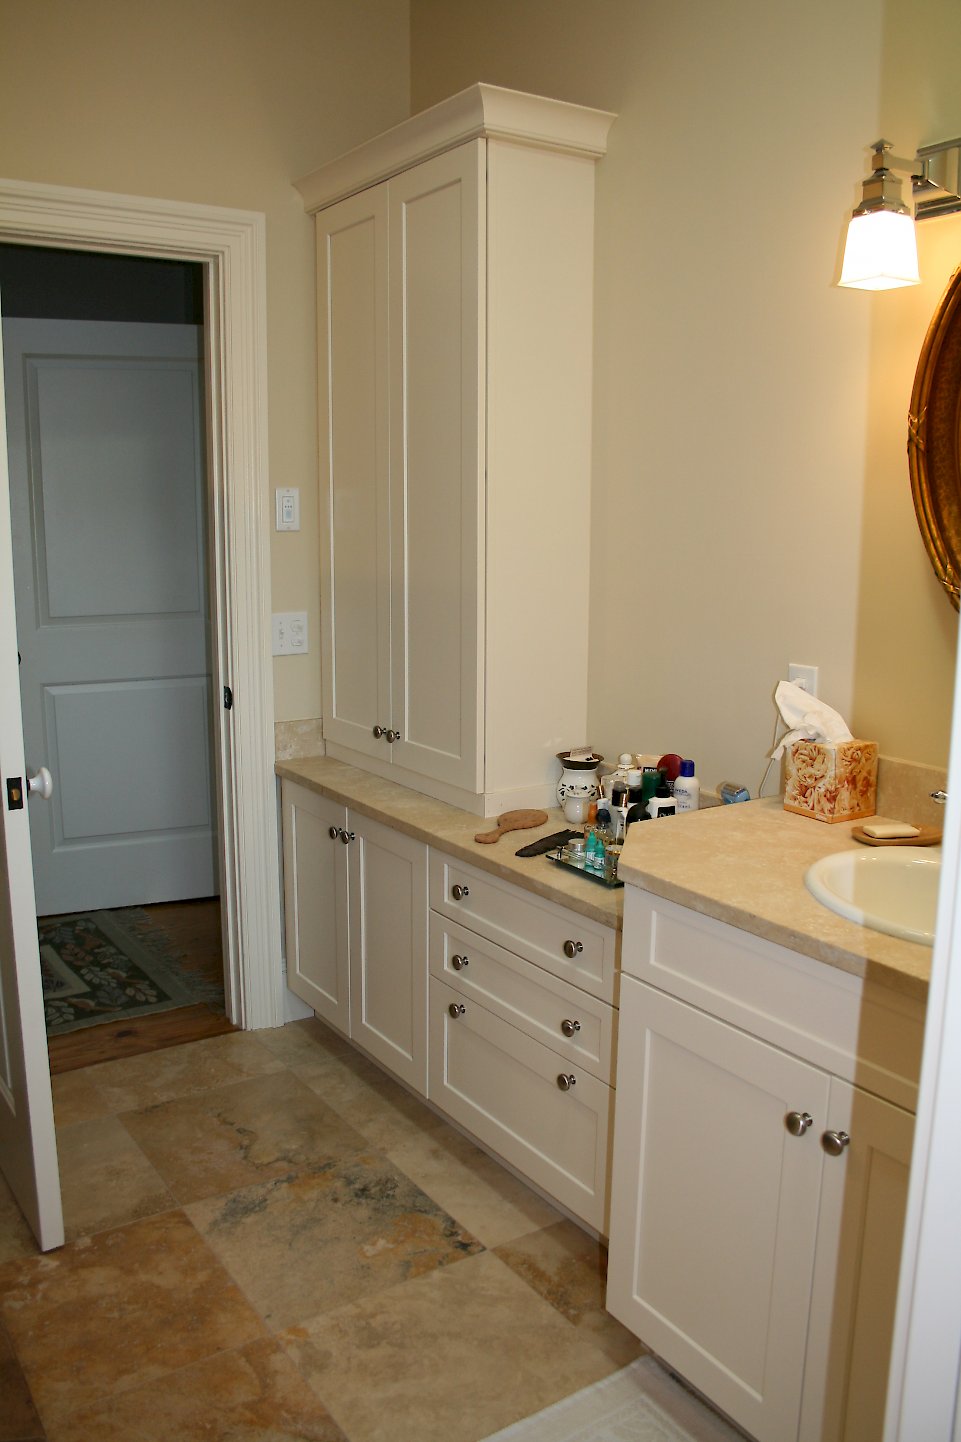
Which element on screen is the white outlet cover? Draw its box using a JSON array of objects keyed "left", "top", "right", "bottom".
[{"left": 788, "top": 662, "right": 819, "bottom": 696}]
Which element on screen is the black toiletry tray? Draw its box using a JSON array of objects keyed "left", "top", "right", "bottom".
[{"left": 545, "top": 847, "right": 623, "bottom": 889}]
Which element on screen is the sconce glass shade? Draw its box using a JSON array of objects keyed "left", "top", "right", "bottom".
[{"left": 839, "top": 209, "right": 920, "bottom": 290}]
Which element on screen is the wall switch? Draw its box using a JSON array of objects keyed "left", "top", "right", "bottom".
[
  {"left": 272, "top": 611, "right": 308, "bottom": 655},
  {"left": 788, "top": 663, "right": 819, "bottom": 697},
  {"left": 275, "top": 487, "right": 300, "bottom": 531}
]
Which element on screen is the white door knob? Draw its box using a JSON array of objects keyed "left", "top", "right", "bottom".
[{"left": 27, "top": 767, "right": 53, "bottom": 801}]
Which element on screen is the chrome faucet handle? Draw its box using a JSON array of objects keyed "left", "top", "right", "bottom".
[{"left": 931, "top": 790, "right": 948, "bottom": 805}]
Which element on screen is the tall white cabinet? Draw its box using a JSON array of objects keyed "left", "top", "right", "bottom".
[{"left": 297, "top": 85, "right": 615, "bottom": 817}]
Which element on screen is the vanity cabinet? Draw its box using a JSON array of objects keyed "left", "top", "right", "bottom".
[
  {"left": 298, "top": 85, "right": 615, "bottom": 816},
  {"left": 607, "top": 887, "right": 922, "bottom": 1442},
  {"left": 281, "top": 780, "right": 428, "bottom": 1092},
  {"left": 427, "top": 852, "right": 618, "bottom": 1231}
]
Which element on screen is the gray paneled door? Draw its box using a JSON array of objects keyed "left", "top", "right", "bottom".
[{"left": 4, "top": 319, "right": 217, "bottom": 916}]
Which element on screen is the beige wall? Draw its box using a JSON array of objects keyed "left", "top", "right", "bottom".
[
  {"left": 0, "top": 0, "right": 410, "bottom": 725},
  {"left": 411, "top": 0, "right": 961, "bottom": 792}
]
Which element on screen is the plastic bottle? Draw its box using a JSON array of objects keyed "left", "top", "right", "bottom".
[
  {"left": 646, "top": 778, "right": 676, "bottom": 820},
  {"left": 593, "top": 805, "right": 613, "bottom": 872},
  {"left": 674, "top": 760, "right": 700, "bottom": 813},
  {"left": 584, "top": 802, "right": 601, "bottom": 871}
]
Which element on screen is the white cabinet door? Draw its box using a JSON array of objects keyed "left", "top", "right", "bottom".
[
  {"left": 388, "top": 143, "right": 484, "bottom": 793},
  {"left": 317, "top": 146, "right": 483, "bottom": 795},
  {"left": 348, "top": 811, "right": 428, "bottom": 1093},
  {"left": 607, "top": 977, "right": 830, "bottom": 1442},
  {"left": 281, "top": 783, "right": 350, "bottom": 1035},
  {"left": 800, "top": 1079, "right": 914, "bottom": 1442},
  {"left": 317, "top": 185, "right": 391, "bottom": 763}
]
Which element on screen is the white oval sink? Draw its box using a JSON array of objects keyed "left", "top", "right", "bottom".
[{"left": 805, "top": 848, "right": 941, "bottom": 946}]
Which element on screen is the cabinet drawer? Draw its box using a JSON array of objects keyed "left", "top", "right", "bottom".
[
  {"left": 430, "top": 852, "right": 618, "bottom": 1003},
  {"left": 428, "top": 976, "right": 612, "bottom": 1232},
  {"left": 624, "top": 887, "right": 924, "bottom": 1111},
  {"left": 429, "top": 914, "right": 615, "bottom": 1083}
]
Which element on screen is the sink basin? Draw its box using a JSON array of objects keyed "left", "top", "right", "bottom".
[{"left": 805, "top": 847, "right": 941, "bottom": 946}]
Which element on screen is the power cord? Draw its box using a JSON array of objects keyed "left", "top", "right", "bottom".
[{"left": 757, "top": 711, "right": 788, "bottom": 800}]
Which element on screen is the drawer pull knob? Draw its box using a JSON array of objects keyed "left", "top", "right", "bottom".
[
  {"left": 822, "top": 1130, "right": 851, "bottom": 1156},
  {"left": 563, "top": 939, "right": 584, "bottom": 958},
  {"left": 373, "top": 724, "right": 386, "bottom": 738},
  {"left": 556, "top": 1073, "right": 577, "bottom": 1091},
  {"left": 386, "top": 729, "right": 401, "bottom": 743},
  {"left": 329, "top": 826, "right": 341, "bottom": 840},
  {"left": 785, "top": 1111, "right": 814, "bottom": 1137},
  {"left": 451, "top": 884, "right": 470, "bottom": 901},
  {"left": 340, "top": 829, "right": 355, "bottom": 844},
  {"left": 451, "top": 954, "right": 469, "bottom": 971},
  {"left": 560, "top": 1018, "right": 581, "bottom": 1038},
  {"left": 449, "top": 1002, "right": 466, "bottom": 1019}
]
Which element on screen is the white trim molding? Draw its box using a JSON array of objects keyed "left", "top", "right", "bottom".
[
  {"left": 296, "top": 83, "right": 616, "bottom": 213},
  {"left": 0, "top": 177, "right": 283, "bottom": 1030}
]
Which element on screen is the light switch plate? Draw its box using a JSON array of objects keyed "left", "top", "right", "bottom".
[
  {"left": 272, "top": 611, "right": 308, "bottom": 655},
  {"left": 275, "top": 487, "right": 300, "bottom": 531}
]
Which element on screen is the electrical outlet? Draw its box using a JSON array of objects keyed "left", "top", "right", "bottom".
[
  {"left": 272, "top": 612, "right": 308, "bottom": 655},
  {"left": 788, "top": 663, "right": 819, "bottom": 696}
]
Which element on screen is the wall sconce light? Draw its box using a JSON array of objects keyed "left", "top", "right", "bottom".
[{"left": 839, "top": 137, "right": 961, "bottom": 290}]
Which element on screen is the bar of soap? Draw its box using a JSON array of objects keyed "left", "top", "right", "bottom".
[{"left": 861, "top": 821, "right": 921, "bottom": 839}]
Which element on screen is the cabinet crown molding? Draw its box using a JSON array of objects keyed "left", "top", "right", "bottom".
[{"left": 295, "top": 83, "right": 617, "bottom": 214}]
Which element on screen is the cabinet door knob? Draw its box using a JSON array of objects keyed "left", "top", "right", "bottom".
[
  {"left": 451, "top": 884, "right": 470, "bottom": 901},
  {"left": 560, "top": 1018, "right": 581, "bottom": 1038},
  {"left": 556, "top": 1073, "right": 577, "bottom": 1091},
  {"left": 451, "top": 954, "right": 469, "bottom": 971},
  {"left": 373, "top": 724, "right": 385, "bottom": 738},
  {"left": 340, "top": 829, "right": 354, "bottom": 844},
  {"left": 448, "top": 1002, "right": 466, "bottom": 1019},
  {"left": 785, "top": 1111, "right": 814, "bottom": 1137},
  {"left": 563, "top": 939, "right": 584, "bottom": 958},
  {"left": 822, "top": 1130, "right": 851, "bottom": 1157},
  {"left": 329, "top": 826, "right": 341, "bottom": 840},
  {"left": 386, "top": 729, "right": 401, "bottom": 743}
]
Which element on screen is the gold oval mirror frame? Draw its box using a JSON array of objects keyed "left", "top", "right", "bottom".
[{"left": 908, "top": 265, "right": 961, "bottom": 611}]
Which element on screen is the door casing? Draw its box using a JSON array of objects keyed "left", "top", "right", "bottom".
[{"left": 0, "top": 177, "right": 283, "bottom": 1030}]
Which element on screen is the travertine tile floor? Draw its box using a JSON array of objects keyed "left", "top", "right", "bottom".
[{"left": 0, "top": 1018, "right": 643, "bottom": 1442}]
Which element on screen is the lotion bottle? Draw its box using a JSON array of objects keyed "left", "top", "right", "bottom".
[
  {"left": 674, "top": 759, "right": 700, "bottom": 813},
  {"left": 646, "top": 778, "right": 676, "bottom": 820}
]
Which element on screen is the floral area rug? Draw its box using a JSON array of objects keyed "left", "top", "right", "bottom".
[{"left": 39, "top": 908, "right": 224, "bottom": 1036}]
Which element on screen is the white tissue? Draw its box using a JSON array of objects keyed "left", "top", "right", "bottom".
[{"left": 770, "top": 679, "right": 853, "bottom": 759}]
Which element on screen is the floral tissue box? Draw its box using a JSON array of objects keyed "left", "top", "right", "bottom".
[{"left": 783, "top": 739, "right": 878, "bottom": 824}]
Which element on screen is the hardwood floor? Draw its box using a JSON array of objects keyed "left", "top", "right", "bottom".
[{"left": 47, "top": 897, "right": 236, "bottom": 1076}]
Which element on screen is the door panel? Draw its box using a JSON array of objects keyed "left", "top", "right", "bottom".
[
  {"left": 348, "top": 812, "right": 427, "bottom": 1092},
  {"left": 317, "top": 187, "right": 391, "bottom": 761},
  {"left": 389, "top": 143, "right": 484, "bottom": 790},
  {"left": 4, "top": 319, "right": 216, "bottom": 913},
  {"left": 0, "top": 313, "right": 63, "bottom": 1251},
  {"left": 281, "top": 782, "right": 349, "bottom": 1034},
  {"left": 800, "top": 1078, "right": 914, "bottom": 1442},
  {"left": 607, "top": 978, "right": 829, "bottom": 1442}
]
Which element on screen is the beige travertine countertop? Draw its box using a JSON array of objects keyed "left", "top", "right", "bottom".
[
  {"left": 618, "top": 797, "right": 933, "bottom": 1001},
  {"left": 276, "top": 756, "right": 623, "bottom": 931}
]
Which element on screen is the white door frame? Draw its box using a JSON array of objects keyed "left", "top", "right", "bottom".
[{"left": 0, "top": 177, "right": 283, "bottom": 1030}]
